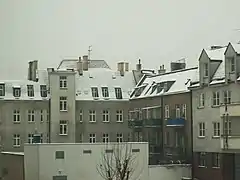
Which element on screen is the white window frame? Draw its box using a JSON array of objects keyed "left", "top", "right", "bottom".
[
  {"left": 28, "top": 133, "right": 34, "bottom": 144},
  {"left": 59, "top": 76, "right": 67, "bottom": 89},
  {"left": 199, "top": 122, "right": 205, "bottom": 137},
  {"left": 212, "top": 91, "right": 220, "bottom": 106},
  {"left": 79, "top": 110, "right": 83, "bottom": 122},
  {"left": 230, "top": 57, "right": 235, "bottom": 72},
  {"left": 103, "top": 133, "right": 109, "bottom": 143},
  {"left": 198, "top": 152, "right": 206, "bottom": 167},
  {"left": 89, "top": 110, "right": 96, "bottom": 122},
  {"left": 102, "top": 110, "right": 109, "bottom": 122},
  {"left": 164, "top": 105, "right": 169, "bottom": 119},
  {"left": 102, "top": 87, "right": 109, "bottom": 98},
  {"left": 116, "top": 110, "right": 123, "bottom": 122},
  {"left": 40, "top": 85, "right": 47, "bottom": 97},
  {"left": 115, "top": 87, "right": 122, "bottom": 99},
  {"left": 89, "top": 133, "right": 96, "bottom": 143},
  {"left": 91, "top": 87, "right": 99, "bottom": 98},
  {"left": 199, "top": 93, "right": 205, "bottom": 107},
  {"left": 59, "top": 96, "right": 67, "bottom": 111},
  {"left": 13, "top": 109, "right": 20, "bottom": 123},
  {"left": 204, "top": 63, "right": 208, "bottom": 77},
  {"left": 28, "top": 110, "right": 35, "bottom": 122},
  {"left": 223, "top": 90, "right": 231, "bottom": 104},
  {"left": 116, "top": 133, "right": 123, "bottom": 143},
  {"left": 0, "top": 84, "right": 5, "bottom": 96},
  {"left": 176, "top": 104, "right": 180, "bottom": 118},
  {"left": 213, "top": 122, "right": 220, "bottom": 137},
  {"left": 40, "top": 110, "right": 44, "bottom": 122},
  {"left": 212, "top": 153, "right": 220, "bottom": 168},
  {"left": 27, "top": 85, "right": 34, "bottom": 97},
  {"left": 59, "top": 120, "right": 68, "bottom": 135},
  {"left": 224, "top": 120, "right": 231, "bottom": 136},
  {"left": 13, "top": 88, "right": 21, "bottom": 97},
  {"left": 182, "top": 104, "right": 187, "bottom": 119},
  {"left": 13, "top": 134, "right": 20, "bottom": 147}
]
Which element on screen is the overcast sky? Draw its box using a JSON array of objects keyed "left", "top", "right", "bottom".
[{"left": 1, "top": 0, "right": 240, "bottom": 79}]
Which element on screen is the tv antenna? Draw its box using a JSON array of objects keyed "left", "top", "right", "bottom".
[{"left": 88, "top": 45, "right": 92, "bottom": 60}]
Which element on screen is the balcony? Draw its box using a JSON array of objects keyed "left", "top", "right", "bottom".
[
  {"left": 220, "top": 136, "right": 240, "bottom": 150},
  {"left": 220, "top": 103, "right": 240, "bottom": 117},
  {"left": 166, "top": 118, "right": 185, "bottom": 127},
  {"left": 128, "top": 118, "right": 162, "bottom": 128}
]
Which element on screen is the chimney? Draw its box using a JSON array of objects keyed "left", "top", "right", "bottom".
[
  {"left": 125, "top": 62, "right": 129, "bottom": 72},
  {"left": 136, "top": 59, "right": 142, "bottom": 71},
  {"left": 82, "top": 55, "right": 89, "bottom": 71},
  {"left": 28, "top": 60, "right": 38, "bottom": 82},
  {"left": 170, "top": 60, "right": 186, "bottom": 71},
  {"left": 117, "top": 62, "right": 124, "bottom": 76},
  {"left": 77, "top": 57, "right": 83, "bottom": 75},
  {"left": 158, "top": 65, "right": 166, "bottom": 74}
]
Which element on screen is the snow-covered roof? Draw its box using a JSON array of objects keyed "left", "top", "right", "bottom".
[
  {"left": 206, "top": 47, "right": 226, "bottom": 61},
  {"left": 57, "top": 59, "right": 110, "bottom": 70},
  {"left": 0, "top": 80, "right": 49, "bottom": 100},
  {"left": 231, "top": 43, "right": 240, "bottom": 54},
  {"left": 75, "top": 68, "right": 135, "bottom": 100},
  {"left": 130, "top": 67, "right": 197, "bottom": 99}
]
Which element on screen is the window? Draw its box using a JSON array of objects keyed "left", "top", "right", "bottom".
[
  {"left": 117, "top": 133, "right": 123, "bottom": 142},
  {"left": 199, "top": 93, "right": 205, "bottom": 107},
  {"left": 0, "top": 84, "right": 5, "bottom": 96},
  {"left": 59, "top": 96, "right": 67, "bottom": 111},
  {"left": 28, "top": 110, "right": 35, "bottom": 122},
  {"left": 89, "top": 133, "right": 96, "bottom": 143},
  {"left": 91, "top": 87, "right": 99, "bottom": 98},
  {"left": 223, "top": 90, "right": 231, "bottom": 104},
  {"left": 224, "top": 120, "right": 231, "bottom": 136},
  {"left": 212, "top": 153, "right": 220, "bottom": 168},
  {"left": 27, "top": 85, "right": 34, "bottom": 97},
  {"left": 199, "top": 122, "right": 205, "bottom": 137},
  {"left": 79, "top": 110, "right": 83, "bottom": 122},
  {"left": 230, "top": 57, "right": 235, "bottom": 72},
  {"left": 103, "top": 133, "right": 109, "bottom": 143},
  {"left": 102, "top": 110, "right": 109, "bottom": 122},
  {"left": 89, "top": 110, "right": 96, "bottom": 122},
  {"left": 40, "top": 85, "right": 47, "bottom": 97},
  {"left": 13, "top": 134, "right": 20, "bottom": 147},
  {"left": 212, "top": 91, "right": 220, "bottom": 106},
  {"left": 59, "top": 76, "right": 67, "bottom": 88},
  {"left": 176, "top": 104, "right": 180, "bottom": 118},
  {"left": 198, "top": 152, "right": 206, "bottom": 167},
  {"left": 28, "top": 134, "right": 34, "bottom": 144},
  {"left": 204, "top": 63, "right": 208, "bottom": 77},
  {"left": 164, "top": 105, "right": 169, "bottom": 119},
  {"left": 13, "top": 109, "right": 20, "bottom": 122},
  {"left": 213, "top": 122, "right": 220, "bottom": 137},
  {"left": 13, "top": 87, "right": 21, "bottom": 97},
  {"left": 102, "top": 87, "right": 109, "bottom": 98},
  {"left": 116, "top": 110, "right": 123, "bottom": 122},
  {"left": 115, "top": 87, "right": 122, "bottom": 99},
  {"left": 59, "top": 120, "right": 68, "bottom": 135},
  {"left": 182, "top": 104, "right": 187, "bottom": 118},
  {"left": 40, "top": 110, "right": 44, "bottom": 122},
  {"left": 55, "top": 151, "right": 65, "bottom": 159}
]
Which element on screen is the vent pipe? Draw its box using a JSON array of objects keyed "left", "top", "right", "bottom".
[{"left": 82, "top": 55, "right": 89, "bottom": 71}]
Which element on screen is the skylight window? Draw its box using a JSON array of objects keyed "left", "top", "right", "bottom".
[
  {"left": 151, "top": 85, "right": 157, "bottom": 94},
  {"left": 115, "top": 88, "right": 122, "bottom": 99},
  {"left": 13, "top": 87, "right": 21, "bottom": 97},
  {"left": 91, "top": 87, "right": 99, "bottom": 98},
  {"left": 102, "top": 87, "right": 109, "bottom": 98},
  {"left": 135, "top": 86, "right": 146, "bottom": 97}
]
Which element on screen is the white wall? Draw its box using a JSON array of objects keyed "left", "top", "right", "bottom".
[
  {"left": 149, "top": 165, "right": 191, "bottom": 180},
  {"left": 24, "top": 142, "right": 148, "bottom": 180}
]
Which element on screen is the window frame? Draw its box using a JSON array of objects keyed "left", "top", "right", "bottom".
[
  {"left": 13, "top": 134, "right": 20, "bottom": 147},
  {"left": 13, "top": 109, "right": 20, "bottom": 123},
  {"left": 102, "top": 110, "right": 109, "bottom": 122},
  {"left": 103, "top": 133, "right": 109, "bottom": 143},
  {"left": 116, "top": 133, "right": 123, "bottom": 143},
  {"left": 212, "top": 91, "right": 220, "bottom": 106},
  {"left": 198, "top": 122, "right": 205, "bottom": 137},
  {"left": 199, "top": 93, "right": 205, "bottom": 107},
  {"left": 79, "top": 110, "right": 83, "bottom": 122},
  {"left": 175, "top": 104, "right": 180, "bottom": 118},
  {"left": 230, "top": 57, "right": 235, "bottom": 72},
  {"left": 91, "top": 87, "right": 99, "bottom": 98},
  {"left": 28, "top": 110, "right": 35, "bottom": 122},
  {"left": 59, "top": 76, "right": 67, "bottom": 89},
  {"left": 198, "top": 152, "right": 206, "bottom": 167},
  {"left": 213, "top": 122, "right": 220, "bottom": 137},
  {"left": 116, "top": 110, "right": 123, "bottom": 122},
  {"left": 59, "top": 120, "right": 68, "bottom": 135},
  {"left": 204, "top": 63, "right": 208, "bottom": 77},
  {"left": 40, "top": 110, "right": 44, "bottom": 122},
  {"left": 115, "top": 87, "right": 123, "bottom": 99},
  {"left": 0, "top": 84, "right": 5, "bottom": 96},
  {"left": 89, "top": 110, "right": 96, "bottom": 122},
  {"left": 28, "top": 133, "right": 34, "bottom": 144},
  {"left": 212, "top": 153, "right": 220, "bottom": 168},
  {"left": 27, "top": 85, "right": 34, "bottom": 97},
  {"left": 102, "top": 87, "right": 109, "bottom": 98},
  {"left": 13, "top": 87, "right": 21, "bottom": 97},
  {"left": 40, "top": 85, "right": 47, "bottom": 97},
  {"left": 89, "top": 133, "right": 96, "bottom": 143},
  {"left": 164, "top": 105, "right": 169, "bottom": 119},
  {"left": 59, "top": 96, "right": 67, "bottom": 111},
  {"left": 223, "top": 90, "right": 231, "bottom": 104}
]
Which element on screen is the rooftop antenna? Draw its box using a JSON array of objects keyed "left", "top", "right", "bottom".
[{"left": 88, "top": 45, "right": 92, "bottom": 60}]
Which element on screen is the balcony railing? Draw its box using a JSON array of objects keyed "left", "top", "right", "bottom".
[
  {"left": 128, "top": 118, "right": 162, "bottom": 128},
  {"left": 166, "top": 118, "right": 185, "bottom": 127},
  {"left": 220, "top": 103, "right": 240, "bottom": 117}
]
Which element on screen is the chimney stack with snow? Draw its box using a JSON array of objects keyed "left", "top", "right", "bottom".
[{"left": 82, "top": 55, "right": 89, "bottom": 71}]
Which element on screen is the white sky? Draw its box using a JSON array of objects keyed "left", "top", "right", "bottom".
[{"left": 1, "top": 0, "right": 240, "bottom": 79}]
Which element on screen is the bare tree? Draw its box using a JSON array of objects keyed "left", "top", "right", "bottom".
[{"left": 96, "top": 143, "right": 143, "bottom": 180}]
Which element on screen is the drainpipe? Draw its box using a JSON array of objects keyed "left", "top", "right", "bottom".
[{"left": 190, "top": 90, "right": 194, "bottom": 179}]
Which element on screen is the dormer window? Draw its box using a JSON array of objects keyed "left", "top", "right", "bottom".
[
  {"left": 27, "top": 85, "right": 34, "bottom": 97},
  {"left": 13, "top": 87, "right": 21, "bottom": 97},
  {"left": 102, "top": 87, "right": 109, "bottom": 98},
  {"left": 115, "top": 88, "right": 122, "bottom": 99},
  {"left": 40, "top": 85, "right": 47, "bottom": 97},
  {"left": 230, "top": 57, "right": 235, "bottom": 72},
  {"left": 204, "top": 63, "right": 208, "bottom": 77},
  {"left": 0, "top": 84, "right": 5, "bottom": 96},
  {"left": 91, "top": 87, "right": 99, "bottom": 98}
]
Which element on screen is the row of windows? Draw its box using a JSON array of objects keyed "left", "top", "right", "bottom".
[
  {"left": 164, "top": 104, "right": 187, "bottom": 119},
  {"left": 0, "top": 84, "right": 47, "bottom": 97},
  {"left": 198, "top": 121, "right": 231, "bottom": 138},
  {"left": 198, "top": 152, "right": 220, "bottom": 168},
  {"left": 198, "top": 90, "right": 232, "bottom": 107},
  {"left": 12, "top": 109, "right": 49, "bottom": 123},
  {"left": 13, "top": 133, "right": 44, "bottom": 147}
]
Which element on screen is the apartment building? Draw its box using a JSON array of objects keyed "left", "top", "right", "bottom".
[
  {"left": 0, "top": 56, "right": 142, "bottom": 152},
  {"left": 128, "top": 61, "right": 197, "bottom": 165},
  {"left": 189, "top": 43, "right": 240, "bottom": 180}
]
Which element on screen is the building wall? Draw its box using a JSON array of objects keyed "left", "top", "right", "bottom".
[
  {"left": 75, "top": 100, "right": 131, "bottom": 143},
  {"left": 24, "top": 143, "right": 149, "bottom": 180},
  {"left": 0, "top": 100, "right": 48, "bottom": 152}
]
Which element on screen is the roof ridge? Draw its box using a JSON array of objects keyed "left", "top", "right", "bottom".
[{"left": 150, "top": 67, "right": 198, "bottom": 78}]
